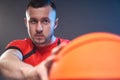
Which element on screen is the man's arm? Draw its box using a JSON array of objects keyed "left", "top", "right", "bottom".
[
  {"left": 0, "top": 49, "right": 33, "bottom": 80},
  {"left": 0, "top": 42, "right": 67, "bottom": 80}
]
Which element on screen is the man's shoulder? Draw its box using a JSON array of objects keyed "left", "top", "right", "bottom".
[
  {"left": 9, "top": 38, "right": 31, "bottom": 43},
  {"left": 6, "top": 38, "right": 32, "bottom": 49}
]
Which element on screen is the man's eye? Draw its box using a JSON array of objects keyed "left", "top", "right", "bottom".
[
  {"left": 29, "top": 20, "right": 37, "bottom": 24},
  {"left": 42, "top": 19, "right": 50, "bottom": 24}
]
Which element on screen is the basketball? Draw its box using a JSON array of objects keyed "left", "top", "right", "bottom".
[{"left": 49, "top": 32, "right": 120, "bottom": 80}]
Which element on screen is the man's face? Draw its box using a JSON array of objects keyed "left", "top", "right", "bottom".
[{"left": 25, "top": 6, "right": 58, "bottom": 46}]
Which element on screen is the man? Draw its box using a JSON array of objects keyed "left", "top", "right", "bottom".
[{"left": 0, "top": 0, "right": 69, "bottom": 80}]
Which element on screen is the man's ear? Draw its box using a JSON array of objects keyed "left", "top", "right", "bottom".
[
  {"left": 24, "top": 18, "right": 27, "bottom": 27},
  {"left": 54, "top": 18, "right": 58, "bottom": 29}
]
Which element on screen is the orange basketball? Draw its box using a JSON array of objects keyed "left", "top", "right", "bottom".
[{"left": 49, "top": 32, "right": 120, "bottom": 80}]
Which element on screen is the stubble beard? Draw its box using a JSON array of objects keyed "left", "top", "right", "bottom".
[{"left": 32, "top": 35, "right": 52, "bottom": 46}]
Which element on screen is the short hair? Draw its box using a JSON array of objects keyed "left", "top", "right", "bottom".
[{"left": 26, "top": 0, "right": 56, "bottom": 11}]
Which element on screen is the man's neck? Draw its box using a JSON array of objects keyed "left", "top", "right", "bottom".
[{"left": 51, "top": 36, "right": 56, "bottom": 44}]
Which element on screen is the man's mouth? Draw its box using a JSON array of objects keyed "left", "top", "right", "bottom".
[{"left": 35, "top": 34, "right": 44, "bottom": 38}]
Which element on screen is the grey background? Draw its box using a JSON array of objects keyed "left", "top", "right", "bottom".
[{"left": 0, "top": 0, "right": 120, "bottom": 54}]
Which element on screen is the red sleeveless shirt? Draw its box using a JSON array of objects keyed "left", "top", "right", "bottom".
[{"left": 5, "top": 38, "right": 70, "bottom": 66}]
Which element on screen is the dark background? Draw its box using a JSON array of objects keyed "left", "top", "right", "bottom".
[{"left": 0, "top": 0, "right": 120, "bottom": 54}]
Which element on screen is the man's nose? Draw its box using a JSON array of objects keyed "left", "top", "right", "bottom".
[{"left": 36, "top": 23, "right": 43, "bottom": 32}]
